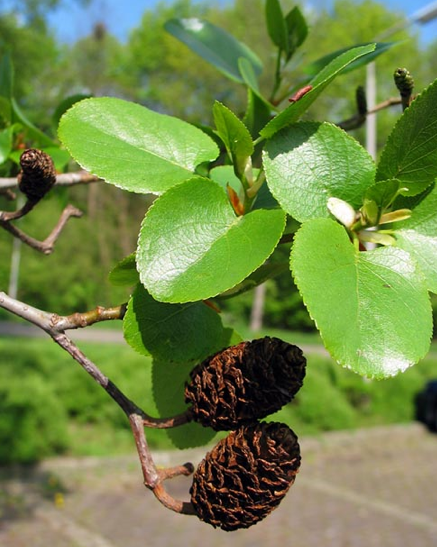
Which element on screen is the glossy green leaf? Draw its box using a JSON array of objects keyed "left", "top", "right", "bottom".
[
  {"left": 152, "top": 358, "right": 217, "bottom": 449},
  {"left": 265, "top": 0, "right": 288, "bottom": 51},
  {"left": 395, "top": 186, "right": 437, "bottom": 293},
  {"left": 376, "top": 79, "right": 437, "bottom": 196},
  {"left": 260, "top": 44, "right": 375, "bottom": 139},
  {"left": 303, "top": 42, "right": 394, "bottom": 78},
  {"left": 124, "top": 283, "right": 226, "bottom": 362},
  {"left": 213, "top": 101, "right": 254, "bottom": 177},
  {"left": 291, "top": 218, "right": 432, "bottom": 378},
  {"left": 164, "top": 18, "right": 263, "bottom": 84},
  {"left": 108, "top": 253, "right": 138, "bottom": 286},
  {"left": 58, "top": 97, "right": 219, "bottom": 194},
  {"left": 137, "top": 177, "right": 286, "bottom": 303},
  {"left": 263, "top": 122, "right": 375, "bottom": 221}
]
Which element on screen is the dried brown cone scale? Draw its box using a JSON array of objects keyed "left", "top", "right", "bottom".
[
  {"left": 18, "top": 148, "right": 56, "bottom": 202},
  {"left": 190, "top": 422, "right": 301, "bottom": 531},
  {"left": 185, "top": 337, "right": 306, "bottom": 431}
]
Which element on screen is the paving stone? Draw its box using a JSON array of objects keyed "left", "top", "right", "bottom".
[{"left": 1, "top": 424, "right": 436, "bottom": 547}]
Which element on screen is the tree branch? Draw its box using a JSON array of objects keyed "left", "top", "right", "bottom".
[
  {"left": 0, "top": 170, "right": 100, "bottom": 191},
  {"left": 0, "top": 204, "right": 84, "bottom": 254},
  {"left": 338, "top": 96, "right": 402, "bottom": 131},
  {"left": 130, "top": 414, "right": 196, "bottom": 515},
  {"left": 0, "top": 290, "right": 196, "bottom": 514},
  {"left": 0, "top": 291, "right": 192, "bottom": 428}
]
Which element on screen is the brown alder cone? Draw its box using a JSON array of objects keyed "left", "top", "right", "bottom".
[
  {"left": 185, "top": 337, "right": 306, "bottom": 431},
  {"left": 18, "top": 149, "right": 56, "bottom": 202},
  {"left": 190, "top": 422, "right": 301, "bottom": 531}
]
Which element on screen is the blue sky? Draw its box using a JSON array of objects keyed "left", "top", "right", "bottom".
[{"left": 45, "top": 0, "right": 437, "bottom": 45}]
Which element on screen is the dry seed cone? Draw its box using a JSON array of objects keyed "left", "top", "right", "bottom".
[
  {"left": 190, "top": 421, "right": 301, "bottom": 531},
  {"left": 185, "top": 337, "right": 306, "bottom": 430},
  {"left": 18, "top": 149, "right": 56, "bottom": 202}
]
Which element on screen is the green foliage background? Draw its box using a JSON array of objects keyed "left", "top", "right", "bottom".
[
  {"left": 2, "top": 0, "right": 437, "bottom": 327},
  {"left": 0, "top": 334, "right": 435, "bottom": 463},
  {"left": 1, "top": 0, "right": 437, "bottom": 462}
]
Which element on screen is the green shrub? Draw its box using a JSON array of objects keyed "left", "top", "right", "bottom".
[
  {"left": 0, "top": 371, "right": 68, "bottom": 464},
  {"left": 0, "top": 336, "right": 436, "bottom": 463}
]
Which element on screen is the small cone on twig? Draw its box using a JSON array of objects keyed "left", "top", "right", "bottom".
[
  {"left": 18, "top": 148, "right": 56, "bottom": 202},
  {"left": 185, "top": 337, "right": 306, "bottom": 431},
  {"left": 190, "top": 421, "right": 301, "bottom": 531}
]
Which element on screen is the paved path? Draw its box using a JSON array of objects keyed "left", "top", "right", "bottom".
[
  {"left": 0, "top": 321, "right": 330, "bottom": 356},
  {"left": 1, "top": 423, "right": 436, "bottom": 547}
]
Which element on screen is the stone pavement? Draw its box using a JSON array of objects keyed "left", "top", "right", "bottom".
[{"left": 1, "top": 423, "right": 436, "bottom": 547}]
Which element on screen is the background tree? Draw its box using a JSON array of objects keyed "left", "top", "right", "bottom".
[{"left": 0, "top": 0, "right": 434, "bottom": 323}]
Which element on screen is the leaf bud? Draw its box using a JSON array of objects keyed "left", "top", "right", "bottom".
[{"left": 327, "top": 197, "right": 357, "bottom": 228}]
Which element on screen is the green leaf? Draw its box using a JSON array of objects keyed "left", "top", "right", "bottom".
[
  {"left": 52, "top": 93, "right": 91, "bottom": 130},
  {"left": 376, "top": 79, "right": 437, "bottom": 196},
  {"left": 164, "top": 18, "right": 263, "bottom": 84},
  {"left": 284, "top": 6, "right": 308, "bottom": 56},
  {"left": 213, "top": 101, "right": 254, "bottom": 177},
  {"left": 124, "top": 283, "right": 226, "bottom": 362},
  {"left": 303, "top": 42, "right": 394, "bottom": 78},
  {"left": 243, "top": 87, "right": 273, "bottom": 139},
  {"left": 263, "top": 122, "right": 375, "bottom": 221},
  {"left": 152, "top": 358, "right": 217, "bottom": 449},
  {"left": 395, "top": 186, "right": 437, "bottom": 293},
  {"left": 291, "top": 218, "right": 432, "bottom": 378},
  {"left": 253, "top": 179, "right": 280, "bottom": 210},
  {"left": 364, "top": 179, "right": 400, "bottom": 211},
  {"left": 238, "top": 57, "right": 261, "bottom": 93},
  {"left": 219, "top": 262, "right": 288, "bottom": 299},
  {"left": 58, "top": 97, "right": 219, "bottom": 195},
  {"left": 108, "top": 253, "right": 139, "bottom": 286},
  {"left": 209, "top": 165, "right": 242, "bottom": 194},
  {"left": 137, "top": 177, "right": 286, "bottom": 303},
  {"left": 151, "top": 327, "right": 241, "bottom": 449},
  {"left": 260, "top": 44, "right": 376, "bottom": 139},
  {"left": 210, "top": 165, "right": 275, "bottom": 209},
  {"left": 265, "top": 0, "right": 288, "bottom": 51}
]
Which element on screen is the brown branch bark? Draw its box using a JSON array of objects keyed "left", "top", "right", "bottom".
[
  {"left": 0, "top": 204, "right": 83, "bottom": 254},
  {"left": 0, "top": 291, "right": 196, "bottom": 515},
  {"left": 338, "top": 97, "right": 402, "bottom": 131},
  {"left": 0, "top": 170, "right": 100, "bottom": 191}
]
